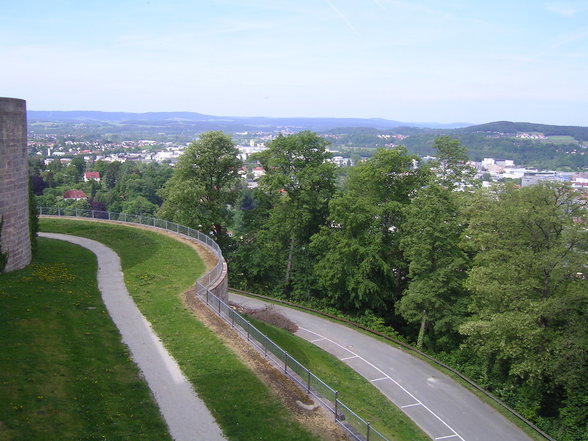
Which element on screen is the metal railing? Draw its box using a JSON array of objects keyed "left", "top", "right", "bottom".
[
  {"left": 39, "top": 207, "right": 389, "bottom": 441},
  {"left": 197, "top": 286, "right": 389, "bottom": 441}
]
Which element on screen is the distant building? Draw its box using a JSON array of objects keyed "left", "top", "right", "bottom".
[
  {"left": 83, "top": 171, "right": 101, "bottom": 182},
  {"left": 63, "top": 190, "right": 88, "bottom": 200}
]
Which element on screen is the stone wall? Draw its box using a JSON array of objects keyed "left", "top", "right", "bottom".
[{"left": 0, "top": 97, "right": 31, "bottom": 272}]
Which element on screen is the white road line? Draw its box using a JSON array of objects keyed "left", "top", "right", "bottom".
[
  {"left": 436, "top": 435, "right": 459, "bottom": 440},
  {"left": 370, "top": 377, "right": 389, "bottom": 382},
  {"left": 298, "top": 326, "right": 466, "bottom": 441},
  {"left": 340, "top": 355, "right": 359, "bottom": 361},
  {"left": 401, "top": 403, "right": 422, "bottom": 408},
  {"left": 311, "top": 338, "right": 325, "bottom": 343}
]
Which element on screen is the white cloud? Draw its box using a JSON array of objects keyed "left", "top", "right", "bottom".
[{"left": 544, "top": 1, "right": 586, "bottom": 17}]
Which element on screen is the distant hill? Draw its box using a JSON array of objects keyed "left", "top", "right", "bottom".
[
  {"left": 460, "top": 121, "right": 588, "bottom": 141},
  {"left": 27, "top": 110, "right": 470, "bottom": 131}
]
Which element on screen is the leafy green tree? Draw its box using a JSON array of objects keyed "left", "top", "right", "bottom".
[
  {"left": 311, "top": 147, "right": 430, "bottom": 313},
  {"left": 431, "top": 136, "right": 476, "bottom": 189},
  {"left": 158, "top": 131, "right": 241, "bottom": 246},
  {"left": 242, "top": 131, "right": 337, "bottom": 295},
  {"left": 397, "top": 183, "right": 469, "bottom": 349},
  {"left": 460, "top": 182, "right": 587, "bottom": 438}
]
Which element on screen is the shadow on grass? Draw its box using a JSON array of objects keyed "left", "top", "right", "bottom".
[{"left": 40, "top": 218, "right": 161, "bottom": 271}]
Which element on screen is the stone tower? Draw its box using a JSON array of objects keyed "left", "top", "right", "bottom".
[{"left": 0, "top": 97, "right": 31, "bottom": 272}]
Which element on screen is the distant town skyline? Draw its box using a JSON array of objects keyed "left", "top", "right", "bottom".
[{"left": 2, "top": 0, "right": 588, "bottom": 126}]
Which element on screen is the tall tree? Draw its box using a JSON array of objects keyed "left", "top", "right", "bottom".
[
  {"left": 397, "top": 183, "right": 469, "bottom": 349},
  {"left": 460, "top": 182, "right": 587, "bottom": 438},
  {"left": 235, "top": 131, "right": 336, "bottom": 295},
  {"left": 311, "top": 147, "right": 430, "bottom": 313},
  {"left": 158, "top": 131, "right": 241, "bottom": 246},
  {"left": 260, "top": 131, "right": 337, "bottom": 293},
  {"left": 431, "top": 136, "right": 476, "bottom": 189},
  {"left": 397, "top": 136, "right": 473, "bottom": 349}
]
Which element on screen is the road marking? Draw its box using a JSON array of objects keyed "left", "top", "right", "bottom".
[
  {"left": 341, "top": 355, "right": 359, "bottom": 361},
  {"left": 311, "top": 338, "right": 325, "bottom": 343},
  {"left": 298, "top": 326, "right": 466, "bottom": 441},
  {"left": 371, "top": 377, "right": 389, "bottom": 382},
  {"left": 401, "top": 403, "right": 422, "bottom": 408},
  {"left": 435, "top": 436, "right": 459, "bottom": 440}
]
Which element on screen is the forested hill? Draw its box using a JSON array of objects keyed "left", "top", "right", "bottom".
[
  {"left": 27, "top": 110, "right": 469, "bottom": 131},
  {"left": 461, "top": 121, "right": 588, "bottom": 141}
]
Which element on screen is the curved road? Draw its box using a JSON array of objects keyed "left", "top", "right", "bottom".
[
  {"left": 230, "top": 292, "right": 533, "bottom": 441},
  {"left": 41, "top": 233, "right": 226, "bottom": 441}
]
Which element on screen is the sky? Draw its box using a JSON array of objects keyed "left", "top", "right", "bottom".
[{"left": 1, "top": 0, "right": 588, "bottom": 125}]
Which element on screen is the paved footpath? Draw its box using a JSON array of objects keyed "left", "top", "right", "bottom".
[
  {"left": 230, "top": 292, "right": 533, "bottom": 441},
  {"left": 41, "top": 233, "right": 227, "bottom": 441}
]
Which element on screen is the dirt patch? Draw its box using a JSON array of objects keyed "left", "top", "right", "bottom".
[
  {"left": 183, "top": 291, "right": 349, "bottom": 441},
  {"left": 232, "top": 303, "right": 299, "bottom": 333}
]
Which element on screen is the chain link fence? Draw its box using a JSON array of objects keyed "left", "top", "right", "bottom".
[{"left": 40, "top": 207, "right": 390, "bottom": 441}]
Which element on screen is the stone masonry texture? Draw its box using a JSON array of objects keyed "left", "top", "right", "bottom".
[{"left": 0, "top": 97, "right": 31, "bottom": 272}]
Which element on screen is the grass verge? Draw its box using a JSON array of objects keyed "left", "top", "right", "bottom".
[
  {"left": 247, "top": 317, "right": 430, "bottom": 441},
  {"left": 0, "top": 237, "right": 172, "bottom": 441},
  {"left": 40, "top": 218, "right": 321, "bottom": 441}
]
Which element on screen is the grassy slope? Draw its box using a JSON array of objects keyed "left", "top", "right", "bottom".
[
  {"left": 0, "top": 238, "right": 172, "bottom": 441},
  {"left": 40, "top": 219, "right": 320, "bottom": 441}
]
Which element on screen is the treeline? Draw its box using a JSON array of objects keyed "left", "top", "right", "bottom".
[
  {"left": 157, "top": 131, "right": 587, "bottom": 441},
  {"left": 30, "top": 157, "right": 173, "bottom": 215},
  {"left": 324, "top": 126, "right": 588, "bottom": 170}
]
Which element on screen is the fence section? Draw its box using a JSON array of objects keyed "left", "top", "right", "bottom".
[
  {"left": 197, "top": 284, "right": 390, "bottom": 441},
  {"left": 40, "top": 207, "right": 390, "bottom": 441}
]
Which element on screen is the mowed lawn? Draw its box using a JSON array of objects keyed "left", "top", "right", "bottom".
[
  {"left": 0, "top": 237, "right": 172, "bottom": 441},
  {"left": 39, "top": 218, "right": 321, "bottom": 441}
]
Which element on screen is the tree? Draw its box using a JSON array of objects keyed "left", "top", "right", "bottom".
[
  {"left": 245, "top": 131, "right": 337, "bottom": 295},
  {"left": 311, "top": 147, "right": 430, "bottom": 313},
  {"left": 460, "top": 182, "right": 587, "bottom": 438},
  {"left": 397, "top": 183, "right": 469, "bottom": 350},
  {"left": 158, "top": 131, "right": 241, "bottom": 246},
  {"left": 431, "top": 136, "right": 476, "bottom": 189}
]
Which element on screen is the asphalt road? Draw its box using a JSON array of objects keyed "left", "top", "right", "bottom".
[{"left": 230, "top": 292, "right": 533, "bottom": 441}]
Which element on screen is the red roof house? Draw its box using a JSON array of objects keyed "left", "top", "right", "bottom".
[
  {"left": 63, "top": 190, "right": 88, "bottom": 200},
  {"left": 84, "top": 171, "right": 101, "bottom": 182}
]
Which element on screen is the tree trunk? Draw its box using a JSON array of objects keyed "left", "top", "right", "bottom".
[
  {"left": 417, "top": 310, "right": 427, "bottom": 350},
  {"left": 284, "top": 236, "right": 296, "bottom": 291}
]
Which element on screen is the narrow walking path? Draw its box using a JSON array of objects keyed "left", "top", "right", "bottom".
[
  {"left": 230, "top": 292, "right": 533, "bottom": 441},
  {"left": 40, "top": 233, "right": 227, "bottom": 441}
]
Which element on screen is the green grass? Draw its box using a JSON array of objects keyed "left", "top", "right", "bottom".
[
  {"left": 541, "top": 135, "right": 578, "bottom": 144},
  {"left": 0, "top": 238, "right": 172, "bottom": 441},
  {"left": 247, "top": 317, "right": 430, "bottom": 441},
  {"left": 40, "top": 218, "right": 320, "bottom": 441}
]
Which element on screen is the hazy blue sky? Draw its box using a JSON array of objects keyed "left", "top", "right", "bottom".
[{"left": 2, "top": 0, "right": 587, "bottom": 125}]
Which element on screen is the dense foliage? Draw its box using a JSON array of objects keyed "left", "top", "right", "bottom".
[{"left": 226, "top": 134, "right": 587, "bottom": 441}]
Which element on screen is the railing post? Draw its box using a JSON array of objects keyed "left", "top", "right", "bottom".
[
  {"left": 108, "top": 211, "right": 111, "bottom": 221},
  {"left": 284, "top": 352, "right": 288, "bottom": 374},
  {"left": 92, "top": 210, "right": 95, "bottom": 218},
  {"left": 75, "top": 208, "right": 78, "bottom": 217},
  {"left": 335, "top": 391, "right": 339, "bottom": 421}
]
